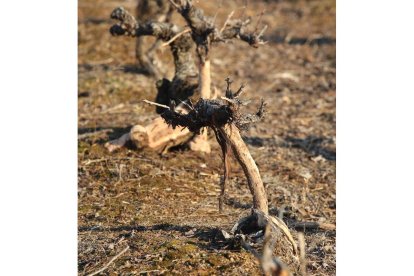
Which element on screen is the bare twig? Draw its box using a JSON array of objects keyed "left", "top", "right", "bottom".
[
  {"left": 220, "top": 96, "right": 238, "bottom": 104},
  {"left": 220, "top": 10, "right": 235, "bottom": 33},
  {"left": 241, "top": 0, "right": 248, "bottom": 18},
  {"left": 258, "top": 25, "right": 268, "bottom": 38},
  {"left": 142, "top": 99, "right": 170, "bottom": 109},
  {"left": 167, "top": 0, "right": 181, "bottom": 10},
  {"left": 87, "top": 245, "right": 129, "bottom": 276},
  {"left": 179, "top": 100, "right": 194, "bottom": 111},
  {"left": 254, "top": 9, "right": 265, "bottom": 33},
  {"left": 162, "top": 28, "right": 191, "bottom": 47}
]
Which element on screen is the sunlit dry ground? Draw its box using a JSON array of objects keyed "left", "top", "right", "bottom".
[{"left": 78, "top": 0, "right": 336, "bottom": 274}]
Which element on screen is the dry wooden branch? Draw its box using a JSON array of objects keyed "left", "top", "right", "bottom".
[
  {"left": 78, "top": 129, "right": 113, "bottom": 140},
  {"left": 87, "top": 245, "right": 129, "bottom": 276},
  {"left": 290, "top": 221, "right": 336, "bottom": 231},
  {"left": 142, "top": 99, "right": 170, "bottom": 109},
  {"left": 220, "top": 10, "right": 235, "bottom": 33},
  {"left": 162, "top": 28, "right": 191, "bottom": 46},
  {"left": 105, "top": 115, "right": 194, "bottom": 153},
  {"left": 169, "top": 0, "right": 268, "bottom": 52}
]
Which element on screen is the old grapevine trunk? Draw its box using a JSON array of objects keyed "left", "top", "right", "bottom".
[{"left": 219, "top": 123, "right": 269, "bottom": 214}]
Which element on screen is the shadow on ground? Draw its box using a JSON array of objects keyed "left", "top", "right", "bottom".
[
  {"left": 79, "top": 223, "right": 229, "bottom": 251},
  {"left": 244, "top": 135, "right": 336, "bottom": 161}
]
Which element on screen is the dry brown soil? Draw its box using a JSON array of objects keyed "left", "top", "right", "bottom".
[{"left": 78, "top": 0, "right": 336, "bottom": 275}]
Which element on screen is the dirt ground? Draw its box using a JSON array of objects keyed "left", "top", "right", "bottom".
[{"left": 78, "top": 0, "right": 336, "bottom": 275}]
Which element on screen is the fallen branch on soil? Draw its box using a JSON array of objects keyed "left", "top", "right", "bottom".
[
  {"left": 289, "top": 221, "right": 336, "bottom": 231},
  {"left": 105, "top": 116, "right": 193, "bottom": 154},
  {"left": 78, "top": 129, "right": 113, "bottom": 140},
  {"left": 87, "top": 245, "right": 129, "bottom": 276}
]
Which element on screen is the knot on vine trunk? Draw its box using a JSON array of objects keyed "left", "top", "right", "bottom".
[
  {"left": 160, "top": 78, "right": 266, "bottom": 133},
  {"left": 161, "top": 99, "right": 232, "bottom": 134},
  {"left": 110, "top": 7, "right": 139, "bottom": 36}
]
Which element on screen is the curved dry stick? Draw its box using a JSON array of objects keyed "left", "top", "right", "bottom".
[
  {"left": 87, "top": 245, "right": 129, "bottom": 276},
  {"left": 162, "top": 28, "right": 191, "bottom": 46},
  {"left": 264, "top": 211, "right": 298, "bottom": 255},
  {"left": 219, "top": 124, "right": 268, "bottom": 213}
]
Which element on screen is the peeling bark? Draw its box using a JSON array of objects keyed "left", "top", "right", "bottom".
[{"left": 199, "top": 59, "right": 211, "bottom": 99}]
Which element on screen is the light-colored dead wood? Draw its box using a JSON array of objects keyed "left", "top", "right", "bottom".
[
  {"left": 162, "top": 28, "right": 191, "bottom": 47},
  {"left": 105, "top": 118, "right": 193, "bottom": 153},
  {"left": 134, "top": 117, "right": 190, "bottom": 151},
  {"left": 105, "top": 133, "right": 131, "bottom": 153},
  {"left": 142, "top": 99, "right": 169, "bottom": 109},
  {"left": 105, "top": 117, "right": 213, "bottom": 153},
  {"left": 188, "top": 129, "right": 211, "bottom": 153},
  {"left": 268, "top": 215, "right": 298, "bottom": 255},
  {"left": 199, "top": 59, "right": 211, "bottom": 99}
]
